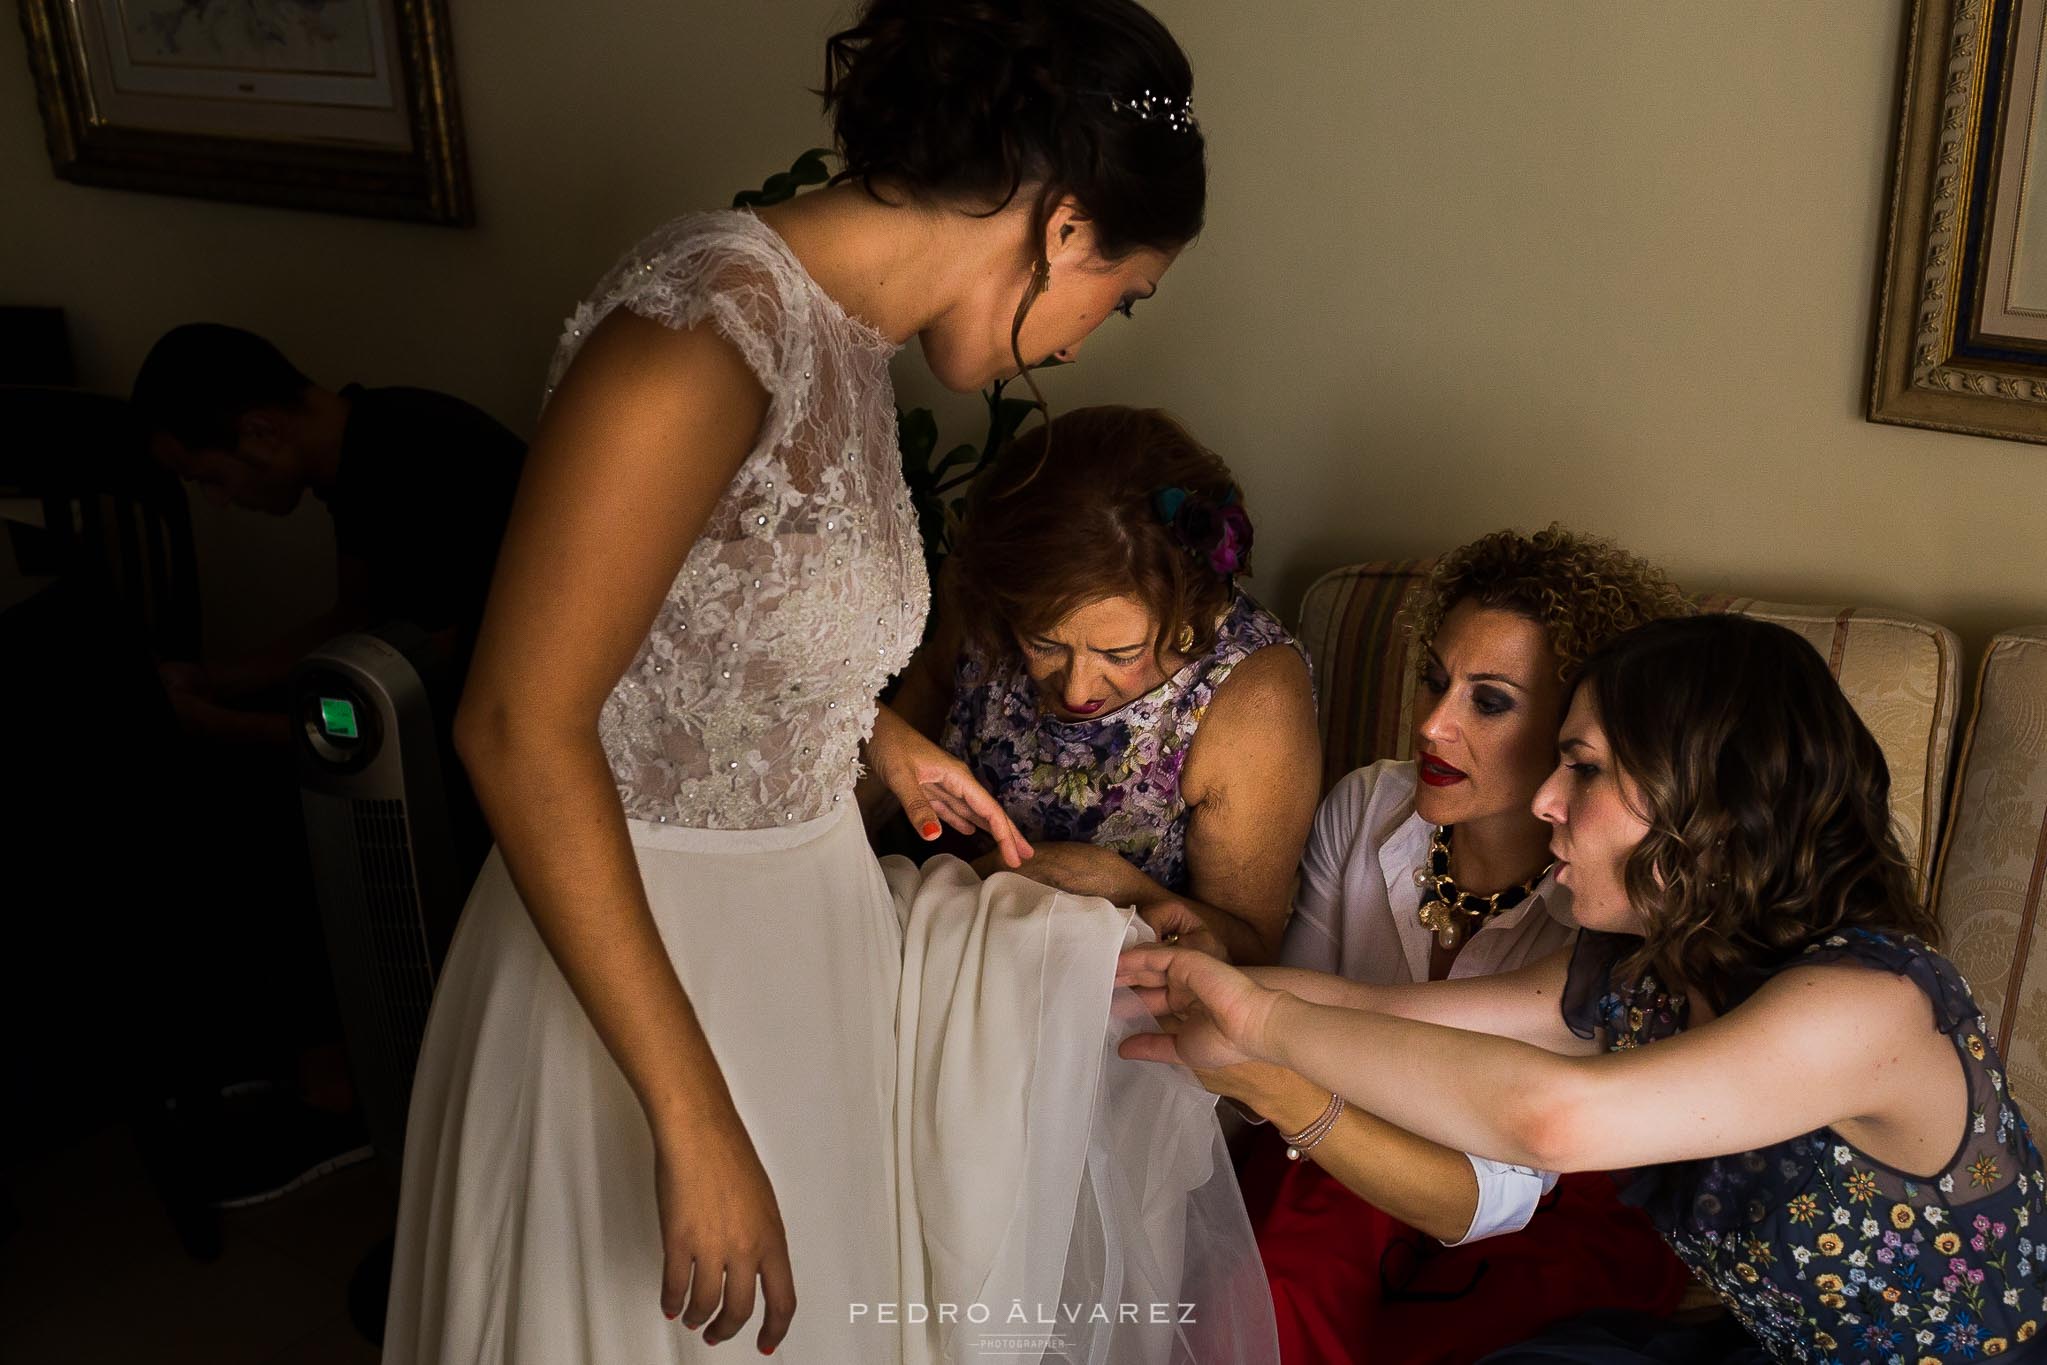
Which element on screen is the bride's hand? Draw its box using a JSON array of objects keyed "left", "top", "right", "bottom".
[
  {"left": 1113, "top": 944, "right": 1285, "bottom": 1071},
  {"left": 653, "top": 1110, "right": 797, "bottom": 1353},
  {"left": 870, "top": 704, "right": 1033, "bottom": 867}
]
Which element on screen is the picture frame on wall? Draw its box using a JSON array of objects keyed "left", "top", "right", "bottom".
[
  {"left": 1870, "top": 0, "right": 2047, "bottom": 443},
  {"left": 17, "top": 0, "right": 473, "bottom": 226}
]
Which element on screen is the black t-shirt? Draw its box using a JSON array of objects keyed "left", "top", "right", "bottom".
[{"left": 318, "top": 383, "right": 525, "bottom": 646}]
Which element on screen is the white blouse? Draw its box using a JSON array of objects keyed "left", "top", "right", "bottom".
[{"left": 1280, "top": 758, "right": 1576, "bottom": 1244}]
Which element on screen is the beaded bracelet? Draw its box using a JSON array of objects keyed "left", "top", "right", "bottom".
[{"left": 1279, "top": 1093, "right": 1345, "bottom": 1161}]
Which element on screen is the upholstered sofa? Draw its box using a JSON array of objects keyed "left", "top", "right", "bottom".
[{"left": 1293, "top": 562, "right": 2047, "bottom": 1099}]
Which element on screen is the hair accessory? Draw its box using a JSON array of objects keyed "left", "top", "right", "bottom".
[
  {"left": 1152, "top": 485, "right": 1253, "bottom": 578},
  {"left": 1413, "top": 824, "right": 1556, "bottom": 951},
  {"left": 1109, "top": 88, "right": 1198, "bottom": 134}
]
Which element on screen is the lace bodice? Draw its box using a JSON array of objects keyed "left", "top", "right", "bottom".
[{"left": 544, "top": 211, "right": 929, "bottom": 830}]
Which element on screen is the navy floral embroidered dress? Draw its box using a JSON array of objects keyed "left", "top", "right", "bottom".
[
  {"left": 940, "top": 589, "right": 1302, "bottom": 892},
  {"left": 1564, "top": 927, "right": 2047, "bottom": 1364}
]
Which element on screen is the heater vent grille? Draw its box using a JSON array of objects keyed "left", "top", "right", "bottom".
[{"left": 350, "top": 797, "right": 436, "bottom": 1114}]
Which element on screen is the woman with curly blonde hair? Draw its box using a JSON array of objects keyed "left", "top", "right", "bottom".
[
  {"left": 1122, "top": 614, "right": 2036, "bottom": 1364},
  {"left": 1214, "top": 526, "right": 1696, "bottom": 1363}
]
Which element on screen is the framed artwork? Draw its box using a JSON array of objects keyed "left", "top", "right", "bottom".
[
  {"left": 18, "top": 0, "right": 473, "bottom": 226},
  {"left": 1871, "top": 0, "right": 2047, "bottom": 443}
]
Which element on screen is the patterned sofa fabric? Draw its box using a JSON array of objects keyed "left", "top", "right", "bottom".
[
  {"left": 1933, "top": 629, "right": 2047, "bottom": 1105},
  {"left": 1295, "top": 561, "right": 1433, "bottom": 777},
  {"left": 1295, "top": 563, "right": 1962, "bottom": 890}
]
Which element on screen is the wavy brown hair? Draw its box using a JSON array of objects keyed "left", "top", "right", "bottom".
[
  {"left": 1405, "top": 525, "right": 1695, "bottom": 684},
  {"left": 947, "top": 405, "right": 1240, "bottom": 665},
  {"left": 1574, "top": 614, "right": 1937, "bottom": 1010}
]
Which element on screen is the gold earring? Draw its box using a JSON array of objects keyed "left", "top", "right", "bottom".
[{"left": 1176, "top": 622, "right": 1196, "bottom": 652}]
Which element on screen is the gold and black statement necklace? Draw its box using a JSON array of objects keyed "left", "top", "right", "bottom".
[{"left": 1413, "top": 825, "right": 1555, "bottom": 952}]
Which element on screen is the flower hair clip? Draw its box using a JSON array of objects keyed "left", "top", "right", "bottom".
[
  {"left": 1153, "top": 485, "right": 1253, "bottom": 578},
  {"left": 1108, "top": 88, "right": 1198, "bottom": 135}
]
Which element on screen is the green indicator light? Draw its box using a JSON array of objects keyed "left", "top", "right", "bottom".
[{"left": 320, "top": 697, "right": 359, "bottom": 740}]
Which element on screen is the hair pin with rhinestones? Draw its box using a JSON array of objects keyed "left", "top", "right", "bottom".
[{"left": 1107, "top": 88, "right": 1197, "bottom": 134}]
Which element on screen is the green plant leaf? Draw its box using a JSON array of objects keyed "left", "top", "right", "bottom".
[
  {"left": 731, "top": 148, "right": 837, "bottom": 208},
  {"left": 985, "top": 396, "right": 1040, "bottom": 455},
  {"left": 931, "top": 441, "right": 979, "bottom": 480},
  {"left": 897, "top": 407, "right": 938, "bottom": 466},
  {"left": 789, "top": 148, "right": 832, "bottom": 185}
]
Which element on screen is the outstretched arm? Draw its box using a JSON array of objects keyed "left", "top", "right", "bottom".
[
  {"left": 1207, "top": 1058, "right": 1550, "bottom": 1244},
  {"left": 1121, "top": 945, "right": 1958, "bottom": 1175},
  {"left": 1126, "top": 944, "right": 1590, "bottom": 1054}
]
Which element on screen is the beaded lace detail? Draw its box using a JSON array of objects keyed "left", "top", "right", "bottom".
[{"left": 544, "top": 211, "right": 928, "bottom": 829}]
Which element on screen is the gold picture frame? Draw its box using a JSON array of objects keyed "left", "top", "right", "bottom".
[
  {"left": 18, "top": 0, "right": 473, "bottom": 226},
  {"left": 1871, "top": 0, "right": 2047, "bottom": 442}
]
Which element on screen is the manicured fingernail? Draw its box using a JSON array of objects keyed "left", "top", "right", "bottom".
[
  {"left": 665, "top": 1309, "right": 678, "bottom": 1321},
  {"left": 921, "top": 820, "right": 940, "bottom": 839}
]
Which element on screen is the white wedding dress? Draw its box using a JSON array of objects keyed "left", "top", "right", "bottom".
[{"left": 381, "top": 211, "right": 1277, "bottom": 1365}]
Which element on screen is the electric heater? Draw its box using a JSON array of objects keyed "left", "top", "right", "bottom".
[{"left": 291, "top": 626, "right": 469, "bottom": 1174}]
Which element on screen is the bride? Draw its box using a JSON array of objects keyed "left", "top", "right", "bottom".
[{"left": 379, "top": 2, "right": 1272, "bottom": 1361}]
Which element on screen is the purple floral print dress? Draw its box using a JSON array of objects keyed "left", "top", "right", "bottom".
[{"left": 940, "top": 590, "right": 1304, "bottom": 893}]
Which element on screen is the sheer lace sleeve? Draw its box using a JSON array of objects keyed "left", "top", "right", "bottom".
[{"left": 546, "top": 213, "right": 812, "bottom": 455}]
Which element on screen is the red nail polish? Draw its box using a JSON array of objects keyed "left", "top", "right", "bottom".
[
  {"left": 921, "top": 820, "right": 940, "bottom": 839},
  {"left": 665, "top": 1309, "right": 679, "bottom": 1321}
]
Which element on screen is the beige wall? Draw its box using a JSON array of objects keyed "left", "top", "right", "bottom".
[{"left": 4, "top": 2, "right": 2041, "bottom": 664}]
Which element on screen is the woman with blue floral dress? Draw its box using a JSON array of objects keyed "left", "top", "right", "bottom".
[{"left": 1116, "top": 612, "right": 2047, "bottom": 1364}]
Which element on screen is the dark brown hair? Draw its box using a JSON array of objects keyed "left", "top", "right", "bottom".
[
  {"left": 131, "top": 323, "right": 310, "bottom": 451},
  {"left": 1572, "top": 613, "right": 1937, "bottom": 1010},
  {"left": 1405, "top": 525, "right": 1694, "bottom": 685},
  {"left": 822, "top": 0, "right": 1206, "bottom": 260},
  {"left": 948, "top": 405, "right": 1240, "bottom": 664}
]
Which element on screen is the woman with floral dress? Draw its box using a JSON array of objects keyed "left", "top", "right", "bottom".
[
  {"left": 1117, "top": 612, "right": 2047, "bottom": 1364},
  {"left": 876, "top": 404, "right": 1321, "bottom": 966}
]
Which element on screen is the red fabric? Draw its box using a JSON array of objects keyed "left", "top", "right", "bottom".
[{"left": 1241, "top": 1131, "right": 1693, "bottom": 1365}]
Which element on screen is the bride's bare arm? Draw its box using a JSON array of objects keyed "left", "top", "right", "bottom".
[
  {"left": 459, "top": 309, "right": 757, "bottom": 1136},
  {"left": 452, "top": 309, "right": 794, "bottom": 1346}
]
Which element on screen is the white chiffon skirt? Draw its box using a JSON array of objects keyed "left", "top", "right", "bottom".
[{"left": 383, "top": 806, "right": 1276, "bottom": 1364}]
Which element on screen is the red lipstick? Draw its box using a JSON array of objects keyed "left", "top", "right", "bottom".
[{"left": 1418, "top": 754, "right": 1467, "bottom": 787}]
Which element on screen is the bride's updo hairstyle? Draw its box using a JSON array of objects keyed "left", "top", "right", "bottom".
[{"left": 821, "top": 0, "right": 1206, "bottom": 257}]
